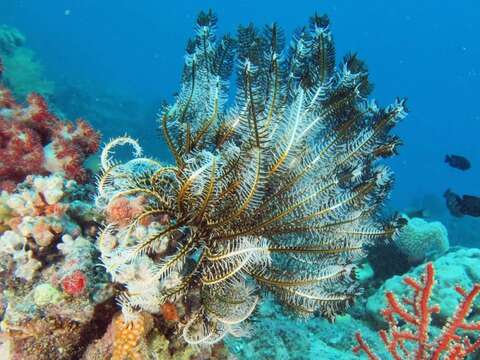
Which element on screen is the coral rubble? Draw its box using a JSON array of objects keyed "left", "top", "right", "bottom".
[{"left": 96, "top": 11, "right": 406, "bottom": 346}]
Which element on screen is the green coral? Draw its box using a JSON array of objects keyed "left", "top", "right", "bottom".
[{"left": 33, "top": 283, "right": 64, "bottom": 307}]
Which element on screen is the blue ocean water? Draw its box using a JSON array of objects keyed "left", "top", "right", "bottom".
[
  {"left": 1, "top": 1, "right": 479, "bottom": 212},
  {"left": 1, "top": 2, "right": 480, "bottom": 359}
]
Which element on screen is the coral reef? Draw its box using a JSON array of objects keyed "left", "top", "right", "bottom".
[
  {"left": 405, "top": 193, "right": 480, "bottom": 248},
  {"left": 96, "top": 11, "right": 406, "bottom": 346},
  {"left": 0, "top": 25, "right": 53, "bottom": 99},
  {"left": 111, "top": 311, "right": 153, "bottom": 360},
  {"left": 354, "top": 262, "right": 480, "bottom": 359},
  {"left": 81, "top": 310, "right": 230, "bottom": 359},
  {"left": 0, "top": 174, "right": 82, "bottom": 281},
  {"left": 0, "top": 173, "right": 114, "bottom": 359},
  {"left": 0, "top": 47, "right": 225, "bottom": 358},
  {"left": 0, "top": 73, "right": 100, "bottom": 190},
  {"left": 395, "top": 216, "right": 449, "bottom": 263}
]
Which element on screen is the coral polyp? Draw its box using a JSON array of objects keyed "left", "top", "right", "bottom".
[{"left": 96, "top": 11, "right": 407, "bottom": 345}]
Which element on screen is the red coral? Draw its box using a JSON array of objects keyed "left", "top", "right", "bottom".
[
  {"left": 0, "top": 117, "right": 46, "bottom": 187},
  {"left": 0, "top": 85, "right": 15, "bottom": 108},
  {"left": 0, "top": 64, "right": 100, "bottom": 187},
  {"left": 353, "top": 263, "right": 480, "bottom": 360},
  {"left": 61, "top": 270, "right": 88, "bottom": 296}
]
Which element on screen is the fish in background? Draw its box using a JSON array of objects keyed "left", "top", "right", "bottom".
[
  {"left": 444, "top": 189, "right": 480, "bottom": 217},
  {"left": 445, "top": 154, "right": 471, "bottom": 170}
]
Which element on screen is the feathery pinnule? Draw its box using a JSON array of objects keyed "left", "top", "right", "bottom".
[{"left": 96, "top": 10, "right": 407, "bottom": 345}]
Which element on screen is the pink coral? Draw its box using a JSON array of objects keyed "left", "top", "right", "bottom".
[
  {"left": 0, "top": 66, "right": 100, "bottom": 190},
  {"left": 105, "top": 196, "right": 146, "bottom": 227}
]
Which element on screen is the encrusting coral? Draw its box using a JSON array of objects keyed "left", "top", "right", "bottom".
[
  {"left": 353, "top": 262, "right": 480, "bottom": 359},
  {"left": 96, "top": 11, "right": 407, "bottom": 345}
]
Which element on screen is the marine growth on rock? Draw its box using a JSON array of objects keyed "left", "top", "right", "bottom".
[{"left": 96, "top": 11, "right": 407, "bottom": 345}]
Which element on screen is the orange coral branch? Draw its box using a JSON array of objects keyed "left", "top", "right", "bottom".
[
  {"left": 353, "top": 262, "right": 480, "bottom": 360},
  {"left": 353, "top": 332, "right": 379, "bottom": 360},
  {"left": 431, "top": 283, "right": 480, "bottom": 360}
]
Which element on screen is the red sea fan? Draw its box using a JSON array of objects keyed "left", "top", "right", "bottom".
[
  {"left": 0, "top": 66, "right": 100, "bottom": 190},
  {"left": 353, "top": 263, "right": 480, "bottom": 360}
]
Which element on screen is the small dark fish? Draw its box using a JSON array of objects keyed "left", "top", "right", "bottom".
[
  {"left": 445, "top": 154, "right": 471, "bottom": 170},
  {"left": 444, "top": 189, "right": 480, "bottom": 217},
  {"left": 444, "top": 189, "right": 463, "bottom": 217},
  {"left": 459, "top": 195, "right": 480, "bottom": 217}
]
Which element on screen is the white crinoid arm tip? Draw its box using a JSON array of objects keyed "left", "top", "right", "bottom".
[{"left": 100, "top": 136, "right": 143, "bottom": 171}]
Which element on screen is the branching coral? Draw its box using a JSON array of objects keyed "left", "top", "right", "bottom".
[
  {"left": 353, "top": 263, "right": 480, "bottom": 359},
  {"left": 96, "top": 11, "right": 407, "bottom": 345},
  {"left": 0, "top": 71, "right": 100, "bottom": 190}
]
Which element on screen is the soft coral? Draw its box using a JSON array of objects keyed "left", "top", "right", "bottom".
[{"left": 0, "top": 66, "right": 100, "bottom": 190}]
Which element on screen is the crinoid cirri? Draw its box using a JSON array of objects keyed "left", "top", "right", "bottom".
[{"left": 96, "top": 10, "right": 407, "bottom": 346}]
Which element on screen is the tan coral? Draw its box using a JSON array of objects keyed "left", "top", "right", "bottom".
[{"left": 112, "top": 312, "right": 153, "bottom": 360}]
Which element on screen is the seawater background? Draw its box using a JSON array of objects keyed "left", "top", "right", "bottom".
[{"left": 1, "top": 1, "right": 479, "bottom": 222}]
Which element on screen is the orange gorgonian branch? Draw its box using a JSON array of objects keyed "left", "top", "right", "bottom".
[{"left": 353, "top": 262, "right": 480, "bottom": 360}]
